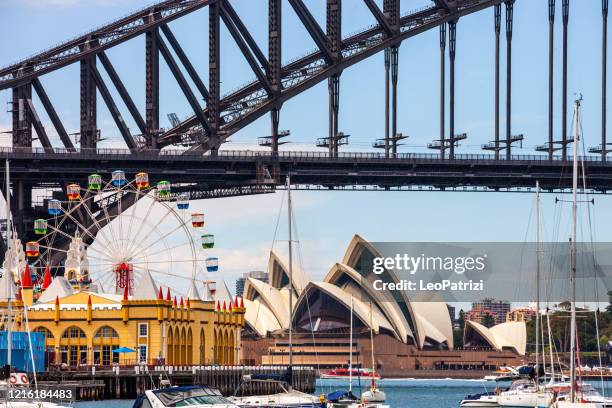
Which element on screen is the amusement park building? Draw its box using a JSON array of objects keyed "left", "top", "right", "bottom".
[
  {"left": 0, "top": 267, "right": 245, "bottom": 368},
  {"left": 240, "top": 235, "right": 526, "bottom": 373}
]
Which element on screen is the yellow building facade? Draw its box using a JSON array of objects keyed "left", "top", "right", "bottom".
[{"left": 2, "top": 287, "right": 245, "bottom": 368}]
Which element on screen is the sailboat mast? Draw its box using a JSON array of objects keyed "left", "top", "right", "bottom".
[
  {"left": 5, "top": 159, "right": 11, "bottom": 371},
  {"left": 535, "top": 180, "right": 541, "bottom": 388},
  {"left": 349, "top": 295, "right": 353, "bottom": 393},
  {"left": 286, "top": 175, "right": 293, "bottom": 371},
  {"left": 570, "top": 97, "right": 581, "bottom": 403}
]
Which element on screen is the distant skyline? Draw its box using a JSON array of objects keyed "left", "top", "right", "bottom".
[{"left": 1, "top": 1, "right": 611, "bottom": 302}]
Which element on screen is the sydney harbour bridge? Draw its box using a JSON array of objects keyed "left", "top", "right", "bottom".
[{"left": 0, "top": 0, "right": 610, "bottom": 255}]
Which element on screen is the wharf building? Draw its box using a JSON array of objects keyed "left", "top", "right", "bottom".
[{"left": 0, "top": 265, "right": 245, "bottom": 368}]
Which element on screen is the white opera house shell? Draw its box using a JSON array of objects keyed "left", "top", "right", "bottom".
[{"left": 242, "top": 234, "right": 454, "bottom": 350}]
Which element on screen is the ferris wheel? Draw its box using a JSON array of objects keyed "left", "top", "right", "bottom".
[{"left": 23, "top": 171, "right": 219, "bottom": 296}]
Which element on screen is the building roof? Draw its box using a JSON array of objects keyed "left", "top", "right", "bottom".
[
  {"left": 243, "top": 297, "right": 282, "bottom": 337},
  {"left": 294, "top": 281, "right": 395, "bottom": 335},
  {"left": 36, "top": 276, "right": 74, "bottom": 304},
  {"left": 243, "top": 277, "right": 290, "bottom": 328},
  {"left": 268, "top": 249, "right": 309, "bottom": 295},
  {"left": 241, "top": 234, "right": 457, "bottom": 351},
  {"left": 464, "top": 320, "right": 526, "bottom": 355},
  {"left": 132, "top": 270, "right": 158, "bottom": 300},
  {"left": 186, "top": 279, "right": 201, "bottom": 300}
]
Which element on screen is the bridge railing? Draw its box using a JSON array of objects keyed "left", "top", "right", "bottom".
[{"left": 0, "top": 146, "right": 607, "bottom": 163}]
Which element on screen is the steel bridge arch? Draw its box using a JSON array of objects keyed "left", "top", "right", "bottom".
[{"left": 0, "top": 0, "right": 505, "bottom": 154}]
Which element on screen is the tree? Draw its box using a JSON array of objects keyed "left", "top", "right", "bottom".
[
  {"left": 606, "top": 291, "right": 612, "bottom": 315},
  {"left": 481, "top": 313, "right": 495, "bottom": 328},
  {"left": 457, "top": 309, "right": 466, "bottom": 330}
]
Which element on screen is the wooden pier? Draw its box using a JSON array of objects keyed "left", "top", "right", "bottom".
[{"left": 37, "top": 365, "right": 316, "bottom": 401}]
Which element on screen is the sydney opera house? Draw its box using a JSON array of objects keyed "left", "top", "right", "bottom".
[{"left": 240, "top": 235, "right": 526, "bottom": 375}]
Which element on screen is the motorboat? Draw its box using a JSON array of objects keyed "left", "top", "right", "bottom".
[
  {"left": 460, "top": 392, "right": 499, "bottom": 407},
  {"left": 132, "top": 385, "right": 238, "bottom": 408},
  {"left": 325, "top": 390, "right": 389, "bottom": 408},
  {"left": 497, "top": 379, "right": 553, "bottom": 408},
  {"left": 227, "top": 376, "right": 322, "bottom": 408},
  {"left": 320, "top": 368, "right": 380, "bottom": 381}
]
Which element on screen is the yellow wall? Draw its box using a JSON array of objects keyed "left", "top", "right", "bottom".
[{"left": 1, "top": 294, "right": 245, "bottom": 367}]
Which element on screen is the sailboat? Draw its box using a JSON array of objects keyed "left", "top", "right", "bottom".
[
  {"left": 228, "top": 175, "right": 321, "bottom": 408},
  {"left": 325, "top": 297, "right": 389, "bottom": 408},
  {"left": 498, "top": 181, "right": 554, "bottom": 408},
  {"left": 550, "top": 97, "right": 601, "bottom": 408},
  {"left": 360, "top": 302, "right": 385, "bottom": 403}
]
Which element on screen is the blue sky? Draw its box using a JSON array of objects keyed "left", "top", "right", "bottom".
[{"left": 0, "top": 0, "right": 611, "bottom": 300}]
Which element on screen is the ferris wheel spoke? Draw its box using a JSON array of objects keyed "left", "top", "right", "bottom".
[
  {"left": 128, "top": 233, "right": 193, "bottom": 263},
  {"left": 124, "top": 196, "right": 158, "bottom": 257},
  {"left": 130, "top": 216, "right": 191, "bottom": 259},
  {"left": 77, "top": 192, "right": 122, "bottom": 255},
  {"left": 100, "top": 194, "right": 123, "bottom": 259},
  {"left": 124, "top": 200, "right": 176, "bottom": 257},
  {"left": 133, "top": 264, "right": 196, "bottom": 282},
  {"left": 37, "top": 244, "right": 68, "bottom": 253}
]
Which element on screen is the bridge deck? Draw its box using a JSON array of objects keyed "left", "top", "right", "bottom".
[{"left": 2, "top": 148, "right": 611, "bottom": 192}]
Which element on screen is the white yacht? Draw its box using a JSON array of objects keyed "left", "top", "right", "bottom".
[
  {"left": 459, "top": 391, "right": 499, "bottom": 407},
  {"left": 133, "top": 385, "right": 238, "bottom": 408},
  {"left": 497, "top": 379, "right": 553, "bottom": 408},
  {"left": 227, "top": 377, "right": 321, "bottom": 408}
]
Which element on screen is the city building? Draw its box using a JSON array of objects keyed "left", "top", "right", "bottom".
[
  {"left": 465, "top": 298, "right": 511, "bottom": 325},
  {"left": 235, "top": 271, "right": 268, "bottom": 297},
  {"left": 506, "top": 307, "right": 537, "bottom": 322}
]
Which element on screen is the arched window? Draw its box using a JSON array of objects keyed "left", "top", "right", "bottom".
[
  {"left": 222, "top": 330, "right": 228, "bottom": 365},
  {"left": 33, "top": 326, "right": 54, "bottom": 339},
  {"left": 60, "top": 326, "right": 87, "bottom": 366},
  {"left": 187, "top": 328, "right": 193, "bottom": 365},
  {"left": 199, "top": 328, "right": 205, "bottom": 365},
  {"left": 93, "top": 326, "right": 120, "bottom": 366},
  {"left": 173, "top": 327, "right": 180, "bottom": 366},
  {"left": 228, "top": 331, "right": 235, "bottom": 365},
  {"left": 181, "top": 328, "right": 187, "bottom": 365},
  {"left": 167, "top": 327, "right": 174, "bottom": 365},
  {"left": 94, "top": 326, "right": 119, "bottom": 338},
  {"left": 33, "top": 327, "right": 56, "bottom": 367},
  {"left": 213, "top": 330, "right": 219, "bottom": 364}
]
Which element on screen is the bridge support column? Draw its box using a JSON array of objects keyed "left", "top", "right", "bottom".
[
  {"left": 548, "top": 0, "right": 555, "bottom": 160},
  {"left": 327, "top": 0, "right": 342, "bottom": 158},
  {"left": 505, "top": 1, "right": 514, "bottom": 160},
  {"left": 270, "top": 109, "right": 280, "bottom": 154},
  {"left": 562, "top": 0, "right": 569, "bottom": 161},
  {"left": 146, "top": 26, "right": 160, "bottom": 149},
  {"left": 209, "top": 0, "right": 221, "bottom": 156},
  {"left": 80, "top": 54, "right": 97, "bottom": 149},
  {"left": 11, "top": 83, "right": 33, "bottom": 148},
  {"left": 448, "top": 20, "right": 457, "bottom": 160},
  {"left": 603, "top": 0, "right": 609, "bottom": 161},
  {"left": 269, "top": 0, "right": 282, "bottom": 154},
  {"left": 384, "top": 48, "right": 391, "bottom": 158},
  {"left": 384, "top": 0, "right": 399, "bottom": 158},
  {"left": 328, "top": 75, "right": 340, "bottom": 158},
  {"left": 390, "top": 46, "right": 399, "bottom": 158},
  {"left": 494, "top": 5, "right": 501, "bottom": 160},
  {"left": 439, "top": 25, "right": 446, "bottom": 160}
]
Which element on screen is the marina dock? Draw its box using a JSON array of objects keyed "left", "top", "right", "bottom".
[{"left": 37, "top": 365, "right": 317, "bottom": 400}]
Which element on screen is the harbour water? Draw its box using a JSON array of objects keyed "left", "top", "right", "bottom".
[{"left": 70, "top": 378, "right": 612, "bottom": 408}]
